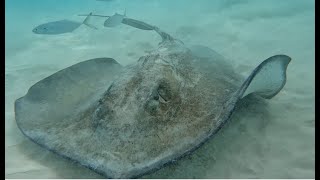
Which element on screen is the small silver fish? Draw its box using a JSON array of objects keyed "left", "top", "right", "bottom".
[
  {"left": 79, "top": 13, "right": 154, "bottom": 30},
  {"left": 121, "top": 18, "right": 154, "bottom": 30},
  {"left": 104, "top": 10, "right": 126, "bottom": 27},
  {"left": 32, "top": 13, "right": 97, "bottom": 35}
]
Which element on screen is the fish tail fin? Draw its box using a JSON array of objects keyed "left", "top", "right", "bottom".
[
  {"left": 82, "top": 12, "right": 98, "bottom": 30},
  {"left": 238, "top": 55, "right": 291, "bottom": 99},
  {"left": 124, "top": 8, "right": 127, "bottom": 17}
]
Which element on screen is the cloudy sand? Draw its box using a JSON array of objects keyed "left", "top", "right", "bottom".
[{"left": 5, "top": 0, "right": 314, "bottom": 178}]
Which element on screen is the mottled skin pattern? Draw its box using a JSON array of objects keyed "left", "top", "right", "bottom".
[
  {"left": 16, "top": 38, "right": 245, "bottom": 178},
  {"left": 65, "top": 41, "right": 241, "bottom": 177}
]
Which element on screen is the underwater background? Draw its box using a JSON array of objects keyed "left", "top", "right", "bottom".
[{"left": 5, "top": 0, "right": 314, "bottom": 178}]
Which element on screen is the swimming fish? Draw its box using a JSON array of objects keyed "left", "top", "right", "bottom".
[
  {"left": 103, "top": 10, "right": 126, "bottom": 27},
  {"left": 32, "top": 13, "right": 97, "bottom": 35},
  {"left": 121, "top": 18, "right": 154, "bottom": 30},
  {"left": 79, "top": 13, "right": 154, "bottom": 30}
]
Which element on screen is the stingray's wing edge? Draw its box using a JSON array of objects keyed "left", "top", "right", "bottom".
[{"left": 238, "top": 55, "right": 291, "bottom": 99}]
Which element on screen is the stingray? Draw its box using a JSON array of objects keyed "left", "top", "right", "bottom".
[
  {"left": 32, "top": 13, "right": 97, "bottom": 35},
  {"left": 15, "top": 16, "right": 291, "bottom": 178}
]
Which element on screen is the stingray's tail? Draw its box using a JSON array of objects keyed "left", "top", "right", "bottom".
[
  {"left": 237, "top": 55, "right": 291, "bottom": 99},
  {"left": 82, "top": 12, "right": 98, "bottom": 30}
]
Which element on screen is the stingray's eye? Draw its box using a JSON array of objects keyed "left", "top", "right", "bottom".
[
  {"left": 153, "top": 93, "right": 159, "bottom": 100},
  {"left": 157, "top": 89, "right": 168, "bottom": 103},
  {"left": 157, "top": 81, "right": 171, "bottom": 103}
]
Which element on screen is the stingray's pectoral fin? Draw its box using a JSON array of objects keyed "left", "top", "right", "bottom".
[
  {"left": 239, "top": 55, "right": 291, "bottom": 99},
  {"left": 15, "top": 57, "right": 123, "bottom": 155},
  {"left": 82, "top": 12, "right": 98, "bottom": 30}
]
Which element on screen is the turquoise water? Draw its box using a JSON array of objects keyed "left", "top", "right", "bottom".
[{"left": 5, "top": 0, "right": 315, "bottom": 178}]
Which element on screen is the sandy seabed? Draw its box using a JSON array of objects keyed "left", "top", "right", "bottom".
[{"left": 5, "top": 0, "right": 315, "bottom": 178}]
